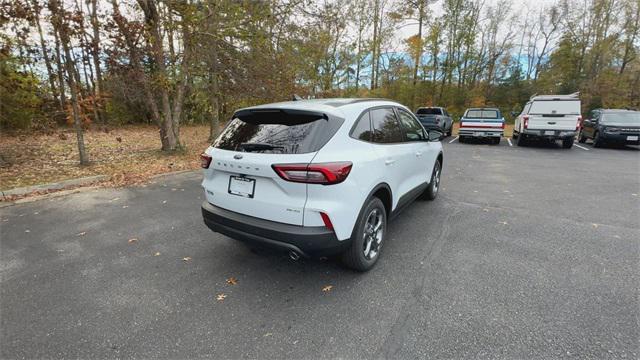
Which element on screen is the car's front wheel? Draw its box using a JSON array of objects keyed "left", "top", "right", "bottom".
[
  {"left": 593, "top": 131, "right": 603, "bottom": 148},
  {"left": 562, "top": 137, "right": 574, "bottom": 148},
  {"left": 578, "top": 130, "right": 587, "bottom": 143},
  {"left": 342, "top": 197, "right": 387, "bottom": 272}
]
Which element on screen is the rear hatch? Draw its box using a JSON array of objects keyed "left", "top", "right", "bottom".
[
  {"left": 202, "top": 108, "right": 343, "bottom": 226},
  {"left": 527, "top": 99, "right": 581, "bottom": 130},
  {"left": 460, "top": 109, "right": 504, "bottom": 129}
]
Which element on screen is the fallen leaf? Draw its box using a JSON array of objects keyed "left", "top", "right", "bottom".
[
  {"left": 171, "top": 188, "right": 177, "bottom": 191},
  {"left": 77, "top": 231, "right": 87, "bottom": 236},
  {"left": 226, "top": 277, "right": 238, "bottom": 285},
  {"left": 128, "top": 238, "right": 138, "bottom": 243},
  {"left": 592, "top": 223, "right": 599, "bottom": 229},
  {"left": 322, "top": 285, "right": 333, "bottom": 292},
  {"left": 154, "top": 252, "right": 161, "bottom": 256},
  {"left": 162, "top": 200, "right": 167, "bottom": 204},
  {"left": 24, "top": 229, "right": 30, "bottom": 233},
  {"left": 33, "top": 211, "right": 39, "bottom": 215},
  {"left": 216, "top": 293, "right": 227, "bottom": 301},
  {"left": 109, "top": 197, "right": 120, "bottom": 202},
  {"left": 122, "top": 205, "right": 129, "bottom": 209},
  {"left": 473, "top": 190, "right": 478, "bottom": 193},
  {"left": 482, "top": 208, "right": 489, "bottom": 212},
  {"left": 632, "top": 193, "right": 638, "bottom": 197},
  {"left": 182, "top": 256, "right": 192, "bottom": 262},
  {"left": 613, "top": 235, "right": 621, "bottom": 239},
  {"left": 500, "top": 221, "right": 508, "bottom": 225},
  {"left": 264, "top": 333, "right": 273, "bottom": 337}
]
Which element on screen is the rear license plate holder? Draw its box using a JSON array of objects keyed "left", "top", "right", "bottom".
[
  {"left": 474, "top": 132, "right": 485, "bottom": 137},
  {"left": 544, "top": 130, "right": 555, "bottom": 135},
  {"left": 627, "top": 136, "right": 638, "bottom": 141},
  {"left": 228, "top": 176, "right": 255, "bottom": 198}
]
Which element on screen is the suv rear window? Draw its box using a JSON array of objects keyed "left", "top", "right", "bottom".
[
  {"left": 529, "top": 100, "right": 580, "bottom": 115},
  {"left": 416, "top": 108, "right": 443, "bottom": 115},
  {"left": 465, "top": 109, "right": 499, "bottom": 118},
  {"left": 213, "top": 109, "right": 343, "bottom": 154}
]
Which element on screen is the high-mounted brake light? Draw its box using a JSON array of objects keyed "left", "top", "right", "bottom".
[
  {"left": 272, "top": 162, "right": 352, "bottom": 185},
  {"left": 200, "top": 153, "right": 212, "bottom": 169},
  {"left": 523, "top": 116, "right": 529, "bottom": 129}
]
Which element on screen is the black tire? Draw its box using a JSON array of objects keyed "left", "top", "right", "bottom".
[
  {"left": 458, "top": 136, "right": 465, "bottom": 143},
  {"left": 490, "top": 137, "right": 500, "bottom": 145},
  {"left": 515, "top": 133, "right": 526, "bottom": 146},
  {"left": 420, "top": 159, "right": 441, "bottom": 201},
  {"left": 512, "top": 131, "right": 519, "bottom": 139},
  {"left": 593, "top": 131, "right": 603, "bottom": 148},
  {"left": 342, "top": 197, "right": 387, "bottom": 272},
  {"left": 578, "top": 130, "right": 587, "bottom": 143},
  {"left": 562, "top": 137, "right": 574, "bottom": 149}
]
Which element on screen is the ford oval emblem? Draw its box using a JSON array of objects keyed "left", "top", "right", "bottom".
[{"left": 233, "top": 154, "right": 243, "bottom": 160}]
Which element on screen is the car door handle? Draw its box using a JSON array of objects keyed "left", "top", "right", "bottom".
[
  {"left": 385, "top": 159, "right": 396, "bottom": 165},
  {"left": 415, "top": 151, "right": 423, "bottom": 157}
]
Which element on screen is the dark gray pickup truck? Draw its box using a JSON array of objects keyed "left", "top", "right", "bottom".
[{"left": 415, "top": 107, "right": 453, "bottom": 137}]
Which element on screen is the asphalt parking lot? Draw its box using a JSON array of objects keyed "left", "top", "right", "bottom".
[{"left": 1, "top": 138, "right": 638, "bottom": 359}]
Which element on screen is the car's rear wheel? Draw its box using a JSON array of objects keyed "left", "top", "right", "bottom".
[
  {"left": 490, "top": 137, "right": 500, "bottom": 145},
  {"left": 342, "top": 197, "right": 386, "bottom": 272},
  {"left": 562, "top": 137, "right": 574, "bottom": 149},
  {"left": 593, "top": 131, "right": 603, "bottom": 148},
  {"left": 458, "top": 136, "right": 465, "bottom": 143},
  {"left": 578, "top": 130, "right": 587, "bottom": 143},
  {"left": 516, "top": 133, "right": 526, "bottom": 146}
]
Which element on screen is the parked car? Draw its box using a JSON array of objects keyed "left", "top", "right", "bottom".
[
  {"left": 200, "top": 98, "right": 444, "bottom": 271},
  {"left": 415, "top": 107, "right": 453, "bottom": 137},
  {"left": 513, "top": 93, "right": 581, "bottom": 148},
  {"left": 458, "top": 107, "right": 504, "bottom": 145},
  {"left": 578, "top": 109, "right": 640, "bottom": 147}
]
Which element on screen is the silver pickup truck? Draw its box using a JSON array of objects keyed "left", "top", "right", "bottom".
[{"left": 415, "top": 107, "right": 453, "bottom": 137}]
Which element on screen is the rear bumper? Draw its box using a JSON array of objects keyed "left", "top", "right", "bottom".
[
  {"left": 600, "top": 132, "right": 640, "bottom": 144},
  {"left": 459, "top": 129, "right": 503, "bottom": 138},
  {"left": 201, "top": 201, "right": 348, "bottom": 257},
  {"left": 522, "top": 129, "right": 576, "bottom": 139}
]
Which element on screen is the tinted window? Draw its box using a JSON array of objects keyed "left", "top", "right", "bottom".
[
  {"left": 529, "top": 100, "right": 580, "bottom": 115},
  {"left": 371, "top": 108, "right": 403, "bottom": 143},
  {"left": 416, "top": 108, "right": 443, "bottom": 115},
  {"left": 351, "top": 111, "right": 372, "bottom": 141},
  {"left": 465, "top": 109, "right": 499, "bottom": 118},
  {"left": 214, "top": 111, "right": 342, "bottom": 154},
  {"left": 397, "top": 108, "right": 426, "bottom": 141}
]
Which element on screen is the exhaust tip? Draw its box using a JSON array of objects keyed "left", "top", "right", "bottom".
[{"left": 289, "top": 251, "right": 300, "bottom": 261}]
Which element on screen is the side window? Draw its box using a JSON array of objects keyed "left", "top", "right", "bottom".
[
  {"left": 370, "top": 108, "right": 403, "bottom": 143},
  {"left": 351, "top": 111, "right": 372, "bottom": 141},
  {"left": 396, "top": 108, "right": 426, "bottom": 141}
]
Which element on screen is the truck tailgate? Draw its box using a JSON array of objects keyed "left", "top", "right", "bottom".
[{"left": 528, "top": 115, "right": 578, "bottom": 130}]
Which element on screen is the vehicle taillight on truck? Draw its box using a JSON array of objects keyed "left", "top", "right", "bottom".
[
  {"left": 272, "top": 162, "right": 353, "bottom": 185},
  {"left": 523, "top": 116, "right": 529, "bottom": 129},
  {"left": 576, "top": 116, "right": 582, "bottom": 131}
]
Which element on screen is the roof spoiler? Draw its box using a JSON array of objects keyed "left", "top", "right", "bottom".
[{"left": 233, "top": 108, "right": 329, "bottom": 124}]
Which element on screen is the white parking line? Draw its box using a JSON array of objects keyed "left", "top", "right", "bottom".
[
  {"left": 507, "top": 138, "right": 513, "bottom": 147},
  {"left": 449, "top": 136, "right": 459, "bottom": 144},
  {"left": 574, "top": 143, "right": 590, "bottom": 151}
]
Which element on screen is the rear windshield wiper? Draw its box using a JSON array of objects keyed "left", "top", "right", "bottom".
[{"left": 238, "top": 142, "right": 285, "bottom": 152}]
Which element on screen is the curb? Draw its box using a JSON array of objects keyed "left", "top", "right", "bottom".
[
  {"left": 150, "top": 169, "right": 199, "bottom": 179},
  {"left": 1, "top": 175, "right": 109, "bottom": 201}
]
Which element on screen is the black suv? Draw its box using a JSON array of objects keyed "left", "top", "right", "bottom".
[{"left": 579, "top": 109, "right": 640, "bottom": 147}]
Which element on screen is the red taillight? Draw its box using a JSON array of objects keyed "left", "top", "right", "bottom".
[
  {"left": 576, "top": 116, "right": 582, "bottom": 130},
  {"left": 320, "top": 212, "right": 334, "bottom": 231},
  {"left": 272, "top": 162, "right": 352, "bottom": 185},
  {"left": 523, "top": 116, "right": 529, "bottom": 129},
  {"left": 200, "top": 153, "right": 212, "bottom": 169},
  {"left": 501, "top": 122, "right": 505, "bottom": 129}
]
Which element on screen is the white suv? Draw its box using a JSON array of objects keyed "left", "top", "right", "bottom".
[{"left": 200, "top": 99, "right": 444, "bottom": 271}]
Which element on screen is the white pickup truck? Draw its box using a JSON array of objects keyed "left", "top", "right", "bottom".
[{"left": 513, "top": 93, "right": 582, "bottom": 148}]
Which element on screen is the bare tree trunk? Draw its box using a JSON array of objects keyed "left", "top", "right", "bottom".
[
  {"left": 31, "top": 0, "right": 59, "bottom": 106},
  {"left": 88, "top": 0, "right": 107, "bottom": 124},
  {"left": 53, "top": 29, "right": 66, "bottom": 109},
  {"left": 49, "top": 0, "right": 89, "bottom": 165}
]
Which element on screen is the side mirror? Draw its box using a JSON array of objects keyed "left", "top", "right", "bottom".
[{"left": 428, "top": 130, "right": 444, "bottom": 142}]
